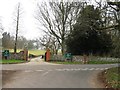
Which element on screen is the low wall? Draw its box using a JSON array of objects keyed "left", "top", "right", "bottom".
[
  {"left": 2, "top": 50, "right": 28, "bottom": 60},
  {"left": 9, "top": 53, "right": 24, "bottom": 60},
  {"left": 50, "top": 55, "right": 83, "bottom": 62},
  {"left": 50, "top": 55, "right": 120, "bottom": 62}
]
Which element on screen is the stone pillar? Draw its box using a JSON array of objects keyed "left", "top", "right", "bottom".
[{"left": 24, "top": 49, "right": 28, "bottom": 61}]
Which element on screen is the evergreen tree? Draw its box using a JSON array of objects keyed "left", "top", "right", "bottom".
[{"left": 66, "top": 5, "right": 112, "bottom": 55}]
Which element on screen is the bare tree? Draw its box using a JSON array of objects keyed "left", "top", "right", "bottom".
[
  {"left": 38, "top": 34, "right": 60, "bottom": 54},
  {"left": 13, "top": 3, "right": 23, "bottom": 53},
  {"left": 0, "top": 19, "right": 4, "bottom": 35},
  {"left": 0, "top": 19, "right": 4, "bottom": 48},
  {"left": 95, "top": 0, "right": 120, "bottom": 57},
  {"left": 107, "top": 1, "right": 120, "bottom": 57},
  {"left": 36, "top": 0, "right": 85, "bottom": 55}
]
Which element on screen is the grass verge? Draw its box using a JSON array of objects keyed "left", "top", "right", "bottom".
[
  {"left": 105, "top": 67, "right": 120, "bottom": 88},
  {"left": 100, "top": 67, "right": 120, "bottom": 88},
  {"left": 49, "top": 60, "right": 119, "bottom": 64},
  {"left": 88, "top": 60, "right": 120, "bottom": 64},
  {"left": 0, "top": 59, "right": 27, "bottom": 64},
  {"left": 49, "top": 61, "right": 81, "bottom": 64}
]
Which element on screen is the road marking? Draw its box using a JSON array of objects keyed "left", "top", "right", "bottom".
[
  {"left": 24, "top": 70, "right": 32, "bottom": 72},
  {"left": 56, "top": 69, "right": 64, "bottom": 71},
  {"left": 100, "top": 68, "right": 104, "bottom": 70},
  {"left": 35, "top": 70, "right": 44, "bottom": 72},
  {"left": 74, "top": 68, "right": 81, "bottom": 71},
  {"left": 42, "top": 71, "right": 49, "bottom": 76},
  {"left": 88, "top": 68, "right": 94, "bottom": 70},
  {"left": 70, "top": 69, "right": 74, "bottom": 71},
  {"left": 81, "top": 68, "right": 88, "bottom": 70},
  {"left": 104, "top": 68, "right": 108, "bottom": 70},
  {"left": 64, "top": 69, "right": 71, "bottom": 71},
  {"left": 55, "top": 68, "right": 109, "bottom": 71},
  {"left": 95, "top": 68, "right": 100, "bottom": 70},
  {"left": 23, "top": 67, "right": 110, "bottom": 73}
]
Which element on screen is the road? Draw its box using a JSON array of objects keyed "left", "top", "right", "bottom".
[{"left": 2, "top": 57, "right": 119, "bottom": 88}]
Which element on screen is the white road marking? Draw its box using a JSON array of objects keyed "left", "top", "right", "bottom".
[
  {"left": 56, "top": 69, "right": 64, "bottom": 71},
  {"left": 24, "top": 70, "right": 32, "bottom": 72},
  {"left": 35, "top": 70, "right": 44, "bottom": 72},
  {"left": 100, "top": 68, "right": 104, "bottom": 70},
  {"left": 81, "top": 68, "right": 88, "bottom": 70},
  {"left": 55, "top": 68, "right": 110, "bottom": 71},
  {"left": 88, "top": 68, "right": 94, "bottom": 70},
  {"left": 64, "top": 69, "right": 71, "bottom": 71},
  {"left": 23, "top": 67, "right": 110, "bottom": 73},
  {"left": 70, "top": 69, "right": 74, "bottom": 71},
  {"left": 74, "top": 68, "right": 81, "bottom": 71},
  {"left": 42, "top": 71, "right": 49, "bottom": 76},
  {"left": 104, "top": 68, "right": 108, "bottom": 70},
  {"left": 95, "top": 68, "right": 100, "bottom": 70}
]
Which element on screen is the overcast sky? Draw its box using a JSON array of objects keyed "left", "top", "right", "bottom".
[
  {"left": 0, "top": 0, "right": 108, "bottom": 40},
  {"left": 0, "top": 0, "right": 44, "bottom": 40}
]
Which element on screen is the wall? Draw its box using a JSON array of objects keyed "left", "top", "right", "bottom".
[{"left": 50, "top": 55, "right": 120, "bottom": 62}]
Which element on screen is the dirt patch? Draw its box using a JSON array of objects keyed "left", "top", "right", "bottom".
[
  {"left": 89, "top": 71, "right": 105, "bottom": 88},
  {"left": 2, "top": 70, "right": 19, "bottom": 85}
]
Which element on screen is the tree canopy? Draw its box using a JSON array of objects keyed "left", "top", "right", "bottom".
[{"left": 66, "top": 5, "right": 112, "bottom": 55}]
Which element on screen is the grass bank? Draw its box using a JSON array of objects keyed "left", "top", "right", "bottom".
[
  {"left": 0, "top": 59, "right": 27, "bottom": 64},
  {"left": 101, "top": 67, "right": 120, "bottom": 88}
]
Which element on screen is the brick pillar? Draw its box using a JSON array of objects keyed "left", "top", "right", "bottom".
[{"left": 46, "top": 49, "right": 50, "bottom": 62}]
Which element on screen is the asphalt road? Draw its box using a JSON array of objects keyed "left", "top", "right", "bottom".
[{"left": 2, "top": 57, "right": 119, "bottom": 88}]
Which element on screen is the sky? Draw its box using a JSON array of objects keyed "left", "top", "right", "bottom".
[
  {"left": 0, "top": 0, "right": 44, "bottom": 40},
  {"left": 0, "top": 0, "right": 109, "bottom": 40}
]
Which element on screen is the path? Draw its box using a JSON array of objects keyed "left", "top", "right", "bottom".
[{"left": 24, "top": 57, "right": 60, "bottom": 65}]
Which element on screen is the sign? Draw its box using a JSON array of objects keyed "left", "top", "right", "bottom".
[
  {"left": 64, "top": 53, "right": 72, "bottom": 60},
  {"left": 3, "top": 50, "right": 9, "bottom": 57}
]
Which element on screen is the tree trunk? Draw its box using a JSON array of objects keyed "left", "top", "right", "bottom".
[{"left": 61, "top": 40, "right": 65, "bottom": 55}]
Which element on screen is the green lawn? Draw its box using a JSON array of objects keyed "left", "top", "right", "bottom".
[
  {"left": 105, "top": 67, "right": 120, "bottom": 88},
  {"left": 0, "top": 59, "right": 27, "bottom": 64},
  {"left": 8, "top": 49, "right": 45, "bottom": 55},
  {"left": 28, "top": 50, "right": 45, "bottom": 55}
]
